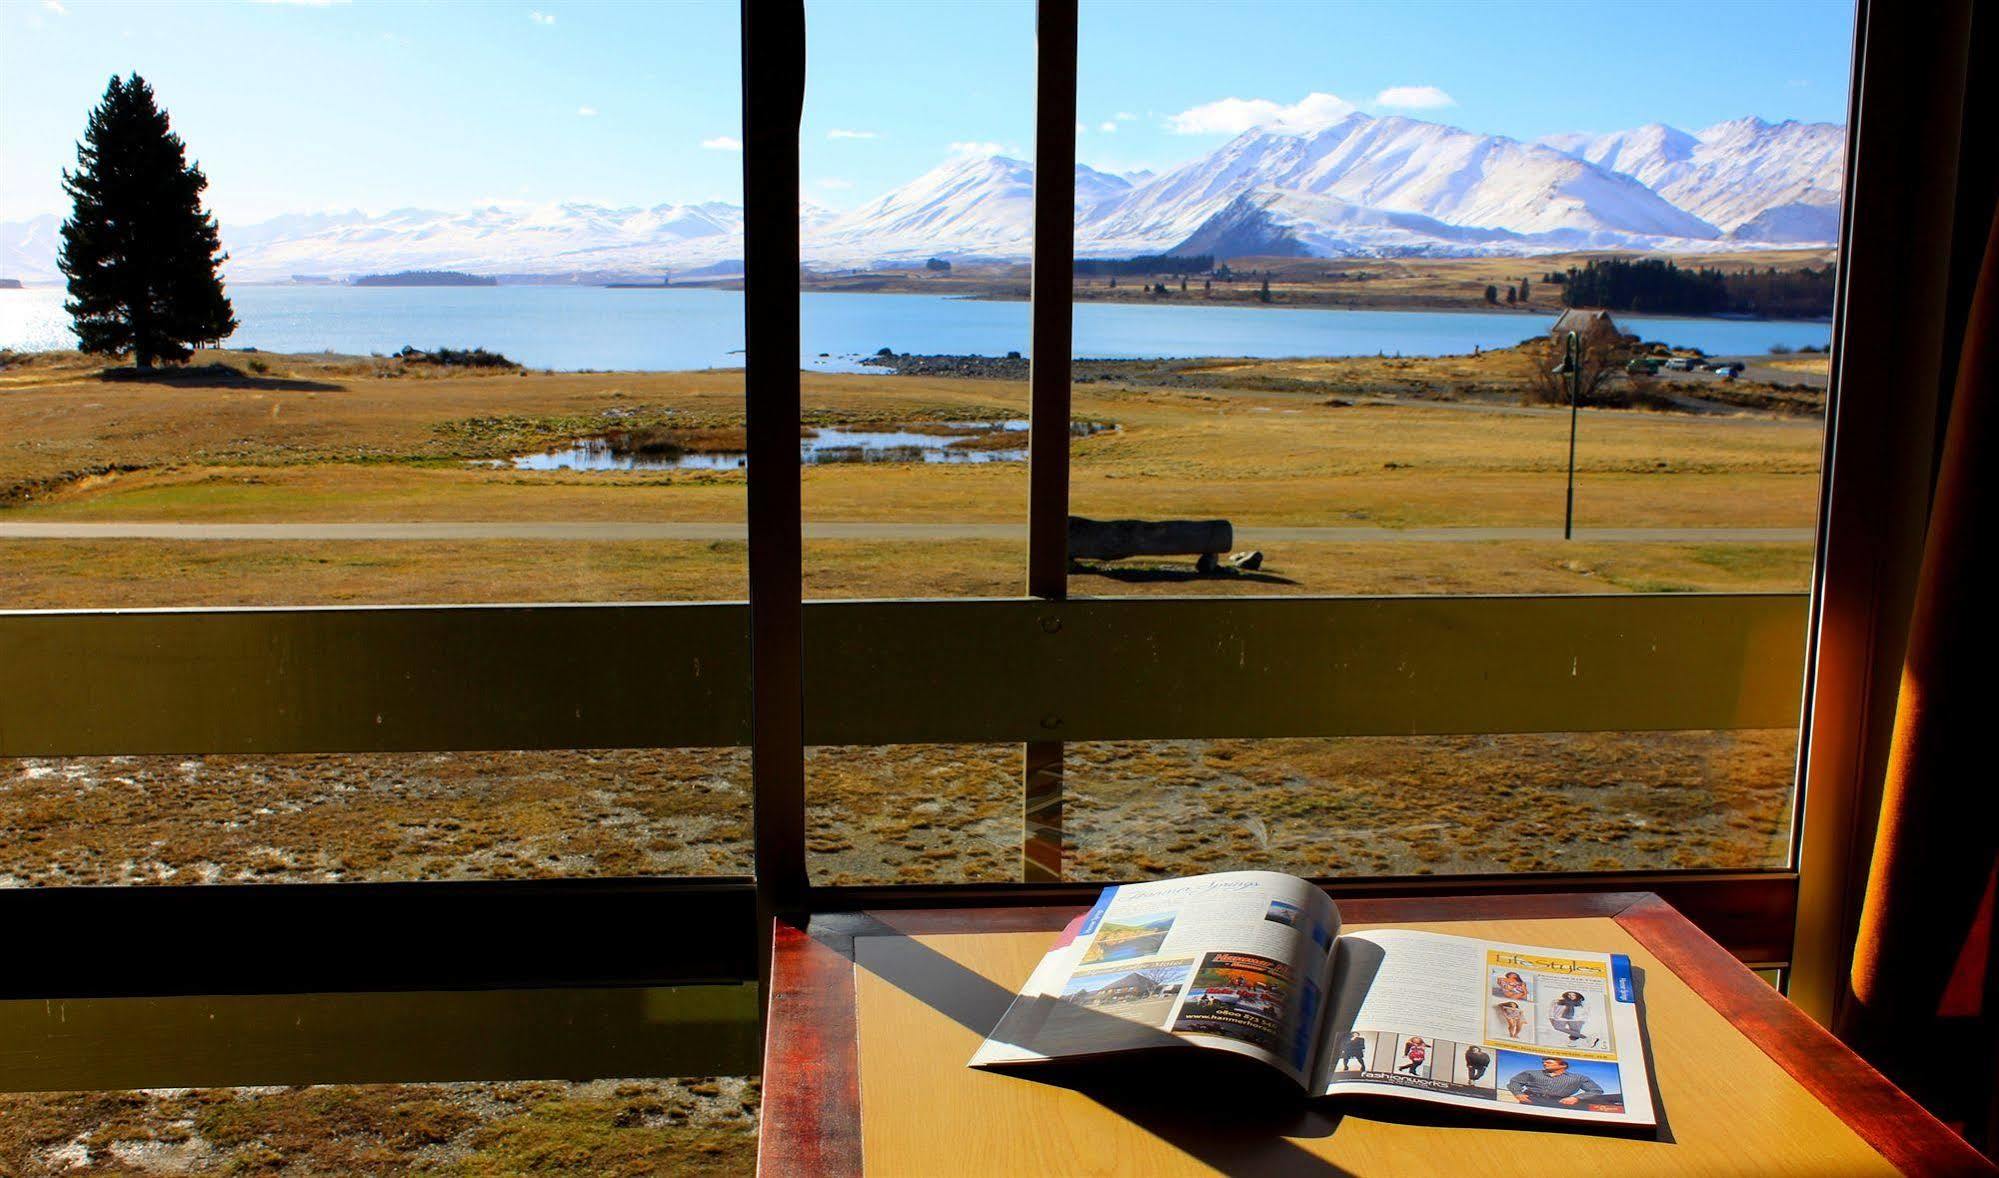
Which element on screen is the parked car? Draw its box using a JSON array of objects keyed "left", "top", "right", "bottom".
[
  {"left": 1663, "top": 357, "right": 1696, "bottom": 372},
  {"left": 1706, "top": 361, "right": 1745, "bottom": 376},
  {"left": 1626, "top": 357, "right": 1663, "bottom": 375}
]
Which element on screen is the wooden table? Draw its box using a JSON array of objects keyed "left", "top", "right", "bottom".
[{"left": 760, "top": 892, "right": 1992, "bottom": 1176}]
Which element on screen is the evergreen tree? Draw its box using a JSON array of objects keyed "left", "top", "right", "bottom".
[
  {"left": 1505, "top": 285, "right": 1517, "bottom": 305},
  {"left": 1484, "top": 284, "right": 1498, "bottom": 304},
  {"left": 1258, "top": 277, "right": 1272, "bottom": 303},
  {"left": 59, "top": 74, "right": 235, "bottom": 368},
  {"left": 1519, "top": 276, "right": 1531, "bottom": 303}
]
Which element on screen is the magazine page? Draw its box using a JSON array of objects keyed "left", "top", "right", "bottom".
[
  {"left": 969, "top": 871, "right": 1340, "bottom": 1084},
  {"left": 1313, "top": 930, "right": 1655, "bottom": 1127}
]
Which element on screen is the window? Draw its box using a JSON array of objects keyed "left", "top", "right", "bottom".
[{"left": 2, "top": 0, "right": 1963, "bottom": 1123}]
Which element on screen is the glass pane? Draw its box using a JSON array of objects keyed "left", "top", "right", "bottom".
[
  {"left": 807, "top": 744, "right": 1017, "bottom": 885},
  {"left": 1, "top": 750, "right": 749, "bottom": 886},
  {"left": 1, "top": 4, "right": 752, "bottom": 884},
  {"left": 0, "top": 1080, "right": 759, "bottom": 1175},
  {"left": 798, "top": 0, "right": 1036, "bottom": 602},
  {"left": 1065, "top": 0, "right": 1849, "bottom": 599},
  {"left": 1, "top": 2, "right": 746, "bottom": 607},
  {"left": 804, "top": 732, "right": 1794, "bottom": 886},
  {"left": 1062, "top": 733, "right": 1795, "bottom": 880}
]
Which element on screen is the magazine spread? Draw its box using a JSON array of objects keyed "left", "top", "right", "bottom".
[{"left": 969, "top": 870, "right": 1656, "bottom": 1127}]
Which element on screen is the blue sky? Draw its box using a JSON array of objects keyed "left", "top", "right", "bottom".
[{"left": 2, "top": 0, "right": 1855, "bottom": 225}]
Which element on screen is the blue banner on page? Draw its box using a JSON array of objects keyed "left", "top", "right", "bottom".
[
  {"left": 1077, "top": 886, "right": 1118, "bottom": 939},
  {"left": 1612, "top": 954, "right": 1636, "bottom": 1003}
]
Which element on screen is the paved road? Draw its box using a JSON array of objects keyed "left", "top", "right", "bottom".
[{"left": 0, "top": 521, "right": 1815, "bottom": 543}]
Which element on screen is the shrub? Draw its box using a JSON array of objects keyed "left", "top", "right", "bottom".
[{"left": 396, "top": 345, "right": 519, "bottom": 369}]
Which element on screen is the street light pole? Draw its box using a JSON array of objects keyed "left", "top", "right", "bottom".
[{"left": 1563, "top": 329, "right": 1581, "bottom": 540}]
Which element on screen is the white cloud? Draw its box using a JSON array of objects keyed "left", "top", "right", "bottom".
[
  {"left": 1373, "top": 85, "right": 1456, "bottom": 110},
  {"left": 948, "top": 140, "right": 1005, "bottom": 156},
  {"left": 576, "top": 105, "right": 597, "bottom": 117},
  {"left": 1099, "top": 121, "right": 1118, "bottom": 133},
  {"left": 529, "top": 10, "right": 555, "bottom": 24},
  {"left": 1075, "top": 122, "right": 1087, "bottom": 135},
  {"left": 701, "top": 135, "right": 743, "bottom": 151},
  {"left": 827, "top": 128, "right": 878, "bottom": 140},
  {"left": 815, "top": 177, "right": 853, "bottom": 190},
  {"left": 42, "top": 0, "right": 67, "bottom": 14},
  {"left": 1166, "top": 91, "right": 1354, "bottom": 135},
  {"left": 1114, "top": 111, "right": 1135, "bottom": 122}
]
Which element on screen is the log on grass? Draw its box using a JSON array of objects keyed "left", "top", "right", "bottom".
[{"left": 1067, "top": 516, "right": 1233, "bottom": 561}]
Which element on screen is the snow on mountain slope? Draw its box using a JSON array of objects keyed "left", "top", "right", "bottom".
[
  {"left": 1539, "top": 117, "right": 1844, "bottom": 240},
  {"left": 1075, "top": 164, "right": 1135, "bottom": 212},
  {"left": 806, "top": 158, "right": 1144, "bottom": 263},
  {"left": 1173, "top": 189, "right": 1516, "bottom": 258},
  {"left": 1, "top": 213, "right": 63, "bottom": 283},
  {"left": 810, "top": 153, "right": 1036, "bottom": 263},
  {"left": 1080, "top": 112, "right": 1718, "bottom": 257}
]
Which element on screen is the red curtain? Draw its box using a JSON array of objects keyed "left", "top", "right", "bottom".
[{"left": 1839, "top": 206, "right": 1999, "bottom": 1141}]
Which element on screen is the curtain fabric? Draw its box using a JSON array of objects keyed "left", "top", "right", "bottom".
[{"left": 1839, "top": 206, "right": 1999, "bottom": 1138}]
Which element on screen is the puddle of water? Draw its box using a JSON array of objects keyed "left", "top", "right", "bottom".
[{"left": 509, "top": 419, "right": 1108, "bottom": 471}]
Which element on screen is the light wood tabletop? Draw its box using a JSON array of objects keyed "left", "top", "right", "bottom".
[{"left": 760, "top": 892, "right": 1993, "bottom": 1176}]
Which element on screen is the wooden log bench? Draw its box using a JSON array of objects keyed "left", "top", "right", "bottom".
[{"left": 1067, "top": 516, "right": 1234, "bottom": 572}]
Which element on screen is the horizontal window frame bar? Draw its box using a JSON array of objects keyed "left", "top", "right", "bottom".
[
  {"left": 0, "top": 870, "right": 1791, "bottom": 1000},
  {"left": 1, "top": 593, "right": 1807, "bottom": 756},
  {"left": 806, "top": 869, "right": 1799, "bottom": 967},
  {"left": 0, "top": 876, "right": 756, "bottom": 999},
  {"left": 0, "top": 982, "right": 762, "bottom": 1093}
]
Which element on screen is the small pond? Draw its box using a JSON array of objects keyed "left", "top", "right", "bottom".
[{"left": 511, "top": 419, "right": 1108, "bottom": 471}]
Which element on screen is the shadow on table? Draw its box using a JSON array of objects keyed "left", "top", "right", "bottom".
[{"left": 837, "top": 919, "right": 1672, "bottom": 1173}]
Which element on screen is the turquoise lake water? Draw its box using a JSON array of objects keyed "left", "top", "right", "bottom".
[{"left": 0, "top": 285, "right": 1832, "bottom": 371}]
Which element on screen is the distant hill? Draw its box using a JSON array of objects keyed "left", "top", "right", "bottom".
[{"left": 352, "top": 270, "right": 497, "bottom": 287}]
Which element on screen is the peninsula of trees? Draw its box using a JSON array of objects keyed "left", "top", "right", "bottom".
[{"left": 352, "top": 270, "right": 498, "bottom": 287}]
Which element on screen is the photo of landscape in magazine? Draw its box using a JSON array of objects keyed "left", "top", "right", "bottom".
[{"left": 0, "top": 0, "right": 1862, "bottom": 1170}]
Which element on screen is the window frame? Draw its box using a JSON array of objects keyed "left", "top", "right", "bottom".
[{"left": 0, "top": 0, "right": 1959, "bottom": 1042}]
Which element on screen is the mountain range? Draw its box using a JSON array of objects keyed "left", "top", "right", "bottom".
[{"left": 0, "top": 112, "right": 1842, "bottom": 284}]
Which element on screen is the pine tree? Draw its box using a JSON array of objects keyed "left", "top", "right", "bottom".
[
  {"left": 1519, "top": 276, "right": 1531, "bottom": 303},
  {"left": 1484, "top": 284, "right": 1498, "bottom": 304},
  {"left": 1258, "top": 277, "right": 1271, "bottom": 303},
  {"left": 59, "top": 74, "right": 235, "bottom": 369}
]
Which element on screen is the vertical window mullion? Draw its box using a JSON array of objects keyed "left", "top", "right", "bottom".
[
  {"left": 743, "top": 0, "right": 808, "bottom": 934},
  {"left": 1023, "top": 0, "right": 1079, "bottom": 882}
]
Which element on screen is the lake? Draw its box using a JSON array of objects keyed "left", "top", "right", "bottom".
[{"left": 0, "top": 285, "right": 1833, "bottom": 371}]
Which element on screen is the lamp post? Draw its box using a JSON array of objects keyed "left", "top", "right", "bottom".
[{"left": 1552, "top": 330, "right": 1581, "bottom": 540}]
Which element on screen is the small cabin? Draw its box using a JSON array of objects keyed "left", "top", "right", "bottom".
[{"left": 1551, "top": 308, "right": 1622, "bottom": 346}]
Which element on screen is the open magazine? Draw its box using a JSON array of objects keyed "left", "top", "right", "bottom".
[{"left": 970, "top": 871, "right": 1655, "bottom": 1127}]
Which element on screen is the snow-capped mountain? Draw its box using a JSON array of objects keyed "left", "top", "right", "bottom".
[
  {"left": 1538, "top": 117, "right": 1845, "bottom": 242},
  {"left": 1082, "top": 113, "right": 1720, "bottom": 258},
  {"left": 1175, "top": 190, "right": 1521, "bottom": 259},
  {"left": 0, "top": 111, "right": 1845, "bottom": 283},
  {"left": 1, "top": 213, "right": 63, "bottom": 284},
  {"left": 215, "top": 200, "right": 748, "bottom": 282},
  {"left": 811, "top": 154, "right": 1036, "bottom": 264}
]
